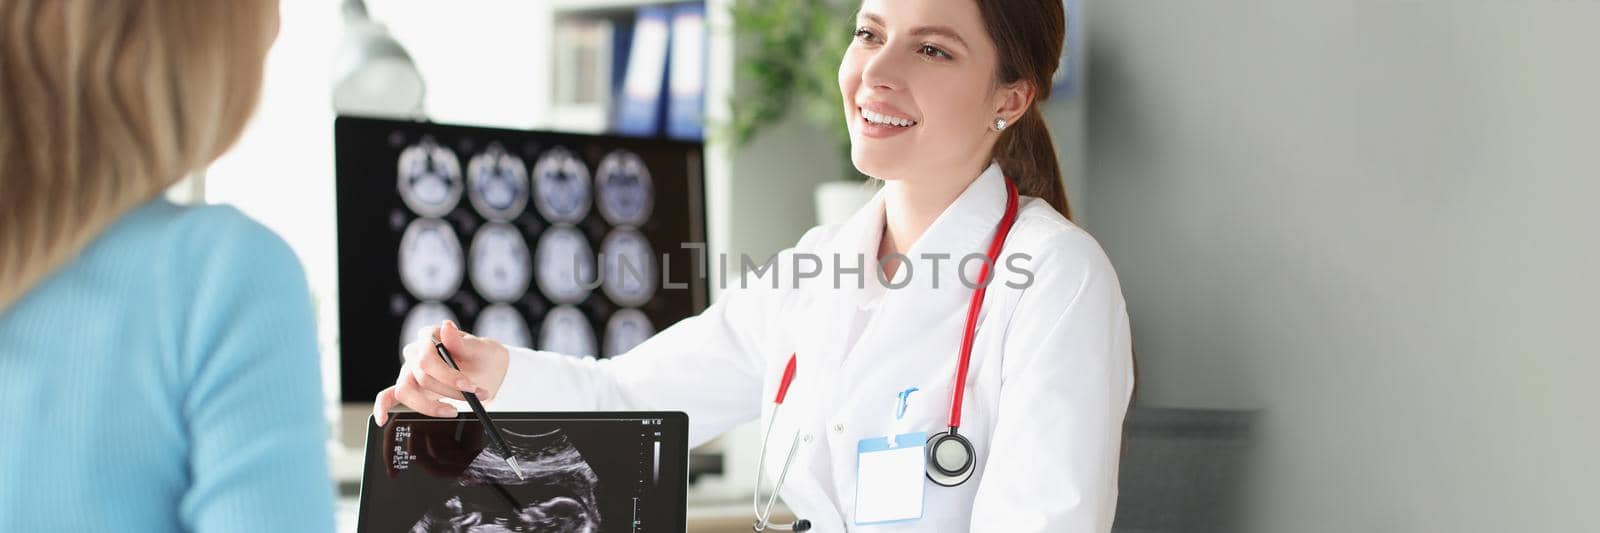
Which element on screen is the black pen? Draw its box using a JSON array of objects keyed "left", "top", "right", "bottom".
[{"left": 431, "top": 334, "right": 524, "bottom": 480}]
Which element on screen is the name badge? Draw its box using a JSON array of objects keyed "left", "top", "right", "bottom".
[{"left": 854, "top": 432, "right": 926, "bottom": 525}]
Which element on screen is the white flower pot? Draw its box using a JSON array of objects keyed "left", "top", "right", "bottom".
[{"left": 813, "top": 179, "right": 880, "bottom": 227}]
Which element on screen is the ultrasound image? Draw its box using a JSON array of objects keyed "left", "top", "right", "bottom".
[
  {"left": 360, "top": 415, "right": 687, "bottom": 533},
  {"left": 408, "top": 428, "right": 602, "bottom": 533}
]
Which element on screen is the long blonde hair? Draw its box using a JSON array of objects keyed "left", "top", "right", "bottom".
[{"left": 0, "top": 0, "right": 277, "bottom": 310}]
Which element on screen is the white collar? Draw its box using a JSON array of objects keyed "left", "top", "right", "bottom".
[{"left": 821, "top": 160, "right": 1010, "bottom": 310}]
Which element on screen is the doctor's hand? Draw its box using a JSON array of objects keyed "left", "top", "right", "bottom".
[{"left": 373, "top": 320, "right": 511, "bottom": 425}]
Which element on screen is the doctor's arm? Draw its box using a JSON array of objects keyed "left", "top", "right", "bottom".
[
  {"left": 377, "top": 228, "right": 824, "bottom": 447},
  {"left": 483, "top": 274, "right": 782, "bottom": 446},
  {"left": 968, "top": 232, "right": 1135, "bottom": 532}
]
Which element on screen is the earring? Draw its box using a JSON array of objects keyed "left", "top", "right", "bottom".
[{"left": 993, "top": 117, "right": 1008, "bottom": 132}]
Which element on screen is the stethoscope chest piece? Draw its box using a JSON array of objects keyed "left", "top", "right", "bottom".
[
  {"left": 924, "top": 430, "right": 976, "bottom": 487},
  {"left": 753, "top": 178, "right": 1019, "bottom": 528}
]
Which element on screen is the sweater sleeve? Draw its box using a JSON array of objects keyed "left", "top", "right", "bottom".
[{"left": 175, "top": 208, "right": 334, "bottom": 533}]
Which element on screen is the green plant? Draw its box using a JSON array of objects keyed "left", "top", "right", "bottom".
[{"left": 723, "top": 0, "right": 864, "bottom": 180}]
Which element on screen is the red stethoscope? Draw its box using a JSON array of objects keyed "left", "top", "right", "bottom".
[{"left": 752, "top": 178, "right": 1020, "bottom": 532}]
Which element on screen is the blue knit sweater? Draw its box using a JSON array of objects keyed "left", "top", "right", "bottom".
[{"left": 0, "top": 198, "right": 334, "bottom": 532}]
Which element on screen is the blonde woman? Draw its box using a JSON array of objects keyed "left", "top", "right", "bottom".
[{"left": 0, "top": 2, "right": 333, "bottom": 531}]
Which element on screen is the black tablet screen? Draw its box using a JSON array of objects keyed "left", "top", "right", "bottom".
[{"left": 357, "top": 412, "right": 688, "bottom": 532}]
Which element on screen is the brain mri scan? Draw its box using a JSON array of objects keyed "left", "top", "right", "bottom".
[
  {"left": 400, "top": 302, "right": 457, "bottom": 358},
  {"left": 466, "top": 142, "right": 530, "bottom": 222},
  {"left": 534, "top": 225, "right": 596, "bottom": 305},
  {"left": 474, "top": 303, "right": 533, "bottom": 349},
  {"left": 397, "top": 137, "right": 464, "bottom": 217},
  {"left": 595, "top": 149, "right": 654, "bottom": 227},
  {"left": 599, "top": 228, "right": 657, "bottom": 307},
  {"left": 469, "top": 222, "right": 533, "bottom": 303},
  {"left": 399, "top": 218, "right": 465, "bottom": 301},
  {"left": 539, "top": 305, "right": 596, "bottom": 357},
  {"left": 531, "top": 147, "right": 592, "bottom": 224},
  {"left": 336, "top": 118, "right": 708, "bottom": 404},
  {"left": 602, "top": 308, "right": 655, "bottom": 358}
]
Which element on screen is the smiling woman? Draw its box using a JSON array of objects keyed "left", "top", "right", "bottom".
[
  {"left": 372, "top": 1, "right": 1132, "bottom": 531},
  {"left": 840, "top": 0, "right": 1070, "bottom": 219},
  {"left": 840, "top": 0, "right": 1073, "bottom": 283}
]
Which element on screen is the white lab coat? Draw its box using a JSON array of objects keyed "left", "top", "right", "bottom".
[{"left": 487, "top": 160, "right": 1135, "bottom": 532}]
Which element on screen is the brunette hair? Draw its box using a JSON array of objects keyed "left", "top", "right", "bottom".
[
  {"left": 979, "top": 0, "right": 1141, "bottom": 436},
  {"left": 976, "top": 0, "right": 1072, "bottom": 220}
]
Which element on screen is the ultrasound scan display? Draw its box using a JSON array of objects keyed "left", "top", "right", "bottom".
[
  {"left": 358, "top": 413, "right": 687, "bottom": 533},
  {"left": 336, "top": 117, "right": 707, "bottom": 402}
]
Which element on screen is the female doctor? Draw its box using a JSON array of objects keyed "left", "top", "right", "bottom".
[{"left": 374, "top": 0, "right": 1134, "bottom": 530}]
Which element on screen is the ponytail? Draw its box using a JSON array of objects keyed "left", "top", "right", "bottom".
[
  {"left": 994, "top": 106, "right": 1071, "bottom": 221},
  {"left": 976, "top": 0, "right": 1073, "bottom": 221}
]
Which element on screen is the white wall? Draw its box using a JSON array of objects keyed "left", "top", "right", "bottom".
[
  {"left": 1080, "top": 1, "right": 1599, "bottom": 531},
  {"left": 206, "top": 1, "right": 585, "bottom": 441},
  {"left": 206, "top": 0, "right": 345, "bottom": 418},
  {"left": 204, "top": 2, "right": 828, "bottom": 496},
  {"left": 207, "top": 1, "right": 641, "bottom": 395}
]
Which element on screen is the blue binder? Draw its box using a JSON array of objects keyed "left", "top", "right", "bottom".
[
  {"left": 614, "top": 6, "right": 671, "bottom": 137},
  {"left": 666, "top": 2, "right": 707, "bottom": 140}
]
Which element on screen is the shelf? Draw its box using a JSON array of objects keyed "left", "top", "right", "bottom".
[{"left": 549, "top": 0, "right": 700, "bottom": 17}]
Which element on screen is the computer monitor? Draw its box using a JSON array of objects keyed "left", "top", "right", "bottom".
[
  {"left": 357, "top": 411, "right": 689, "bottom": 532},
  {"left": 333, "top": 116, "right": 708, "bottom": 403}
]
